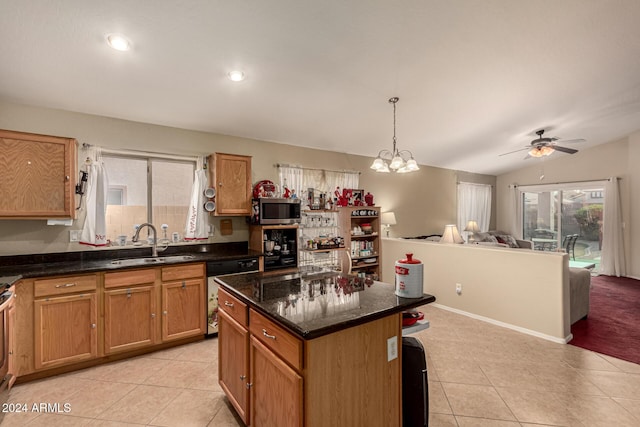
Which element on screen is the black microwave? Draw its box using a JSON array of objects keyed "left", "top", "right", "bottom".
[{"left": 250, "top": 198, "right": 301, "bottom": 225}]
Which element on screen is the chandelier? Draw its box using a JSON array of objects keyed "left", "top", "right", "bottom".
[{"left": 370, "top": 97, "right": 420, "bottom": 173}]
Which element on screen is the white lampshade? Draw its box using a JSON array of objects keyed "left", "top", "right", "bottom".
[
  {"left": 389, "top": 155, "right": 404, "bottom": 170},
  {"left": 381, "top": 212, "right": 397, "bottom": 226},
  {"left": 464, "top": 220, "right": 480, "bottom": 233},
  {"left": 370, "top": 157, "right": 385, "bottom": 170},
  {"left": 405, "top": 158, "right": 420, "bottom": 171},
  {"left": 440, "top": 224, "right": 464, "bottom": 244}
]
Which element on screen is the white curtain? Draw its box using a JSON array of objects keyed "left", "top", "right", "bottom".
[
  {"left": 278, "top": 166, "right": 304, "bottom": 199},
  {"left": 184, "top": 157, "right": 209, "bottom": 240},
  {"left": 457, "top": 182, "right": 492, "bottom": 238},
  {"left": 299, "top": 169, "right": 359, "bottom": 206},
  {"left": 80, "top": 147, "right": 109, "bottom": 246},
  {"left": 510, "top": 185, "right": 522, "bottom": 238},
  {"left": 600, "top": 177, "right": 626, "bottom": 276}
]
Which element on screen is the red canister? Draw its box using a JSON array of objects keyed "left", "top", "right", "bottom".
[{"left": 395, "top": 253, "right": 423, "bottom": 298}]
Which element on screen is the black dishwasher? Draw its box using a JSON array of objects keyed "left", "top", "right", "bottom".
[{"left": 206, "top": 257, "right": 259, "bottom": 337}]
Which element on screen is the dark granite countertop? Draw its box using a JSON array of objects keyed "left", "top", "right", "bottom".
[
  {"left": 215, "top": 268, "right": 436, "bottom": 340},
  {"left": 0, "top": 243, "right": 261, "bottom": 279}
]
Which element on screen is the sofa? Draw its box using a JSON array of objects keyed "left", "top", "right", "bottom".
[
  {"left": 473, "top": 230, "right": 533, "bottom": 249},
  {"left": 570, "top": 267, "right": 591, "bottom": 324}
]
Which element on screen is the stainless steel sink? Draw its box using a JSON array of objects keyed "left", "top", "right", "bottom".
[{"left": 111, "top": 255, "right": 196, "bottom": 267}]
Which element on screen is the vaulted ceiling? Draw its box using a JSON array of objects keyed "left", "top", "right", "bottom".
[{"left": 2, "top": 0, "right": 640, "bottom": 175}]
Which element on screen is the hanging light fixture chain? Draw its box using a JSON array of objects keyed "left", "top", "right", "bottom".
[{"left": 390, "top": 97, "right": 399, "bottom": 154}]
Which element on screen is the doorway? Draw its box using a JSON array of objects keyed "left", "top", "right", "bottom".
[{"left": 522, "top": 186, "right": 603, "bottom": 268}]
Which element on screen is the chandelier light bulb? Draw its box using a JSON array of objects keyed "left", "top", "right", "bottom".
[
  {"left": 228, "top": 70, "right": 245, "bottom": 82},
  {"left": 370, "top": 157, "right": 385, "bottom": 170},
  {"left": 106, "top": 34, "right": 131, "bottom": 51},
  {"left": 389, "top": 155, "right": 404, "bottom": 170}
]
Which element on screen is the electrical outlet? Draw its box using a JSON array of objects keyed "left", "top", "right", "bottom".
[
  {"left": 456, "top": 283, "right": 463, "bottom": 295},
  {"left": 69, "top": 230, "right": 81, "bottom": 242},
  {"left": 387, "top": 336, "right": 398, "bottom": 361}
]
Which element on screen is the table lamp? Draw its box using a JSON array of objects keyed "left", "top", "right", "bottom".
[
  {"left": 381, "top": 211, "right": 397, "bottom": 237},
  {"left": 464, "top": 220, "right": 480, "bottom": 243},
  {"left": 440, "top": 224, "right": 464, "bottom": 244}
]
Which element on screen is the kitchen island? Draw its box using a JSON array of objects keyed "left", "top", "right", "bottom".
[{"left": 215, "top": 268, "right": 435, "bottom": 427}]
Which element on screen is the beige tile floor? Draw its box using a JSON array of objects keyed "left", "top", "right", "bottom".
[{"left": 2, "top": 305, "right": 639, "bottom": 426}]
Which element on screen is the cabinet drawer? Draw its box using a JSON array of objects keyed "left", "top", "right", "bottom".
[
  {"left": 161, "top": 263, "right": 204, "bottom": 282},
  {"left": 105, "top": 268, "right": 157, "bottom": 289},
  {"left": 34, "top": 274, "right": 97, "bottom": 298},
  {"left": 218, "top": 287, "right": 248, "bottom": 327},
  {"left": 250, "top": 308, "right": 302, "bottom": 371}
]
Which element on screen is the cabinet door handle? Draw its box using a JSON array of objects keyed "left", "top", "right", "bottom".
[
  {"left": 90, "top": 323, "right": 96, "bottom": 329},
  {"left": 163, "top": 311, "right": 168, "bottom": 316},
  {"left": 151, "top": 313, "right": 156, "bottom": 318},
  {"left": 262, "top": 329, "right": 276, "bottom": 340},
  {"left": 246, "top": 382, "right": 253, "bottom": 389},
  {"left": 55, "top": 283, "right": 77, "bottom": 288},
  {"left": 224, "top": 301, "right": 234, "bottom": 307},
  {"left": 240, "top": 375, "right": 246, "bottom": 380}
]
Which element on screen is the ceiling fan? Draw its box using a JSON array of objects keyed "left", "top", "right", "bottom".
[{"left": 499, "top": 130, "right": 585, "bottom": 159}]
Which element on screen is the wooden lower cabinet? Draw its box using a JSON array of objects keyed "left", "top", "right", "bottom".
[
  {"left": 218, "top": 309, "right": 250, "bottom": 424},
  {"left": 104, "top": 285, "right": 157, "bottom": 354},
  {"left": 34, "top": 293, "right": 97, "bottom": 370},
  {"left": 218, "top": 296, "right": 401, "bottom": 427},
  {"left": 250, "top": 336, "right": 303, "bottom": 427},
  {"left": 161, "top": 278, "right": 206, "bottom": 341},
  {"left": 104, "top": 268, "right": 158, "bottom": 355},
  {"left": 7, "top": 295, "right": 17, "bottom": 388}
]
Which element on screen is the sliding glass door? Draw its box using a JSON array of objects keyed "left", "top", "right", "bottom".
[{"left": 522, "top": 186, "right": 603, "bottom": 267}]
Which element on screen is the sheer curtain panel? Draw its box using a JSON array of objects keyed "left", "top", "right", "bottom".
[
  {"left": 600, "top": 177, "right": 626, "bottom": 276},
  {"left": 457, "top": 183, "right": 492, "bottom": 238},
  {"left": 184, "top": 157, "right": 209, "bottom": 240},
  {"left": 80, "top": 146, "right": 110, "bottom": 246},
  {"left": 278, "top": 166, "right": 304, "bottom": 198}
]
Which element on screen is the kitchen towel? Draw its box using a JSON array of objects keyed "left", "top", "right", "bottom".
[
  {"left": 80, "top": 161, "right": 109, "bottom": 246},
  {"left": 184, "top": 167, "right": 209, "bottom": 240}
]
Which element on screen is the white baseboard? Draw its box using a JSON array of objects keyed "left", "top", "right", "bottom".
[{"left": 431, "top": 303, "right": 571, "bottom": 344}]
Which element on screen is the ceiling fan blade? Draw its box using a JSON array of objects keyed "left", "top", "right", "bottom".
[
  {"left": 555, "top": 138, "right": 585, "bottom": 144},
  {"left": 499, "top": 147, "right": 530, "bottom": 157},
  {"left": 552, "top": 145, "right": 578, "bottom": 154}
]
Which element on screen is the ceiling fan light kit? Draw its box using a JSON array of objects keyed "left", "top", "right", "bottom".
[
  {"left": 370, "top": 97, "right": 420, "bottom": 174},
  {"left": 499, "top": 129, "right": 583, "bottom": 160},
  {"left": 528, "top": 145, "right": 554, "bottom": 158}
]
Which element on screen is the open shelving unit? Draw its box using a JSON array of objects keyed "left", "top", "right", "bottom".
[
  {"left": 298, "top": 209, "right": 346, "bottom": 271},
  {"left": 338, "top": 206, "right": 381, "bottom": 280}
]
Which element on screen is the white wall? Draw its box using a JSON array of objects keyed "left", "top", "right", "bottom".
[
  {"left": 0, "top": 100, "right": 495, "bottom": 256},
  {"left": 496, "top": 136, "right": 638, "bottom": 279},
  {"left": 382, "top": 238, "right": 571, "bottom": 342}
]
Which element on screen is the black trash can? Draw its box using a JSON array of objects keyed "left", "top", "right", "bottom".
[{"left": 402, "top": 336, "right": 428, "bottom": 427}]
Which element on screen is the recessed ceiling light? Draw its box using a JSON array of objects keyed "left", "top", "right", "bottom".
[
  {"left": 227, "top": 71, "right": 245, "bottom": 82},
  {"left": 106, "top": 34, "right": 131, "bottom": 51}
]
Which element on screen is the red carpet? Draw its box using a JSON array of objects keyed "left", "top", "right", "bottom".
[{"left": 570, "top": 275, "right": 640, "bottom": 365}]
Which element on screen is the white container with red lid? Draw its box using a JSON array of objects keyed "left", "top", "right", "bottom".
[{"left": 395, "top": 253, "right": 423, "bottom": 298}]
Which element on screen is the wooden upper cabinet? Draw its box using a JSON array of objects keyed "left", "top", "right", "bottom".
[
  {"left": 0, "top": 129, "right": 77, "bottom": 219},
  {"left": 208, "top": 153, "right": 252, "bottom": 216}
]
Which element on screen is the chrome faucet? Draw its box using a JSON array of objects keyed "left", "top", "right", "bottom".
[{"left": 132, "top": 223, "right": 166, "bottom": 257}]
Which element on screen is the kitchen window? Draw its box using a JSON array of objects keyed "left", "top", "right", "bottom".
[{"left": 102, "top": 154, "right": 195, "bottom": 242}]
